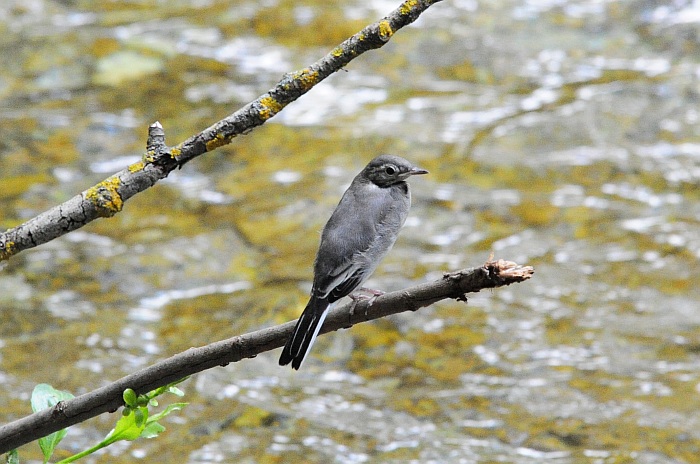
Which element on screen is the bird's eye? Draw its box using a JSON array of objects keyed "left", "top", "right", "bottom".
[{"left": 384, "top": 166, "right": 396, "bottom": 175}]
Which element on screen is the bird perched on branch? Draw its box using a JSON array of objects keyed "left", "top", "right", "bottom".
[{"left": 279, "top": 154, "right": 428, "bottom": 370}]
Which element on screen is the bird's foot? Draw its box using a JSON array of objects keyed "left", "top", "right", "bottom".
[
  {"left": 349, "top": 288, "right": 385, "bottom": 316},
  {"left": 359, "top": 287, "right": 385, "bottom": 297},
  {"left": 349, "top": 288, "right": 385, "bottom": 303}
]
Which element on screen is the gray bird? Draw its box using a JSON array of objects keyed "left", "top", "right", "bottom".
[{"left": 279, "top": 154, "right": 428, "bottom": 370}]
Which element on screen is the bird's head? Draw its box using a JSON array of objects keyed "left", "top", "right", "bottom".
[{"left": 363, "top": 154, "right": 428, "bottom": 187}]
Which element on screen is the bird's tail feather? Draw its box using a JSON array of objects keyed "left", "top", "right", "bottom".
[{"left": 279, "top": 298, "right": 332, "bottom": 370}]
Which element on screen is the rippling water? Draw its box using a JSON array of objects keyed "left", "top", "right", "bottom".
[{"left": 1, "top": 0, "right": 700, "bottom": 462}]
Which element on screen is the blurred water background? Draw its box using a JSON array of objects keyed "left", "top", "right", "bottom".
[{"left": 1, "top": 0, "right": 700, "bottom": 462}]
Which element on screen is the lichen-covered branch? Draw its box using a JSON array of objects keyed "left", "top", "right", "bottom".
[
  {"left": 0, "top": 0, "right": 443, "bottom": 262},
  {"left": 0, "top": 259, "right": 533, "bottom": 454}
]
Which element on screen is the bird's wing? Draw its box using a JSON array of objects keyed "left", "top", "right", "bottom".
[
  {"left": 312, "top": 182, "right": 405, "bottom": 301},
  {"left": 327, "top": 267, "right": 365, "bottom": 302},
  {"left": 313, "top": 254, "right": 366, "bottom": 301}
]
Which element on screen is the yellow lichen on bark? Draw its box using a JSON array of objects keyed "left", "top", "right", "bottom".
[
  {"left": 128, "top": 161, "right": 145, "bottom": 173},
  {"left": 0, "top": 241, "right": 15, "bottom": 261},
  {"left": 292, "top": 69, "right": 320, "bottom": 91},
  {"left": 259, "top": 96, "right": 284, "bottom": 120},
  {"left": 378, "top": 20, "right": 394, "bottom": 41},
  {"left": 85, "top": 177, "right": 123, "bottom": 217},
  {"left": 205, "top": 133, "right": 229, "bottom": 152},
  {"left": 400, "top": 0, "right": 419, "bottom": 15}
]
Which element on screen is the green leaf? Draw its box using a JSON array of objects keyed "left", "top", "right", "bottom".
[
  {"left": 167, "top": 386, "right": 185, "bottom": 397},
  {"left": 31, "top": 384, "right": 74, "bottom": 463},
  {"left": 138, "top": 403, "right": 189, "bottom": 440},
  {"left": 149, "top": 377, "right": 189, "bottom": 398},
  {"left": 55, "top": 382, "right": 189, "bottom": 464},
  {"left": 147, "top": 402, "right": 188, "bottom": 423},
  {"left": 55, "top": 407, "right": 149, "bottom": 464},
  {"left": 140, "top": 421, "right": 166, "bottom": 439},
  {"left": 139, "top": 403, "right": 188, "bottom": 439},
  {"left": 39, "top": 429, "right": 68, "bottom": 464},
  {"left": 31, "top": 384, "right": 75, "bottom": 413},
  {"left": 6, "top": 449, "right": 19, "bottom": 464},
  {"left": 105, "top": 406, "right": 149, "bottom": 443}
]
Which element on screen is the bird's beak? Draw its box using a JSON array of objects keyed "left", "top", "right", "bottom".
[{"left": 409, "top": 166, "right": 429, "bottom": 176}]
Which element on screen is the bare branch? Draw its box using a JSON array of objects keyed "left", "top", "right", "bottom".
[
  {"left": 0, "top": 260, "right": 533, "bottom": 453},
  {"left": 0, "top": 0, "right": 444, "bottom": 262}
]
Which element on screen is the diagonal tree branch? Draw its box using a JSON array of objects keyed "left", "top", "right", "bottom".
[
  {"left": 0, "top": 259, "right": 534, "bottom": 454},
  {"left": 0, "top": 0, "right": 443, "bottom": 262}
]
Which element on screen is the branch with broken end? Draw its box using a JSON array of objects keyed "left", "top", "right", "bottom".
[{"left": 0, "top": 259, "right": 533, "bottom": 453}]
